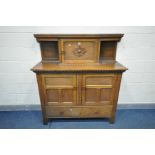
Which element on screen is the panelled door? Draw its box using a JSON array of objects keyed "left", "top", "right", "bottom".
[
  {"left": 42, "top": 73, "right": 114, "bottom": 106},
  {"left": 82, "top": 74, "right": 114, "bottom": 105},
  {"left": 43, "top": 74, "right": 77, "bottom": 106},
  {"left": 60, "top": 39, "right": 100, "bottom": 63}
]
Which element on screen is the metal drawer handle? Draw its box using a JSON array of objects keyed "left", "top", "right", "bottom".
[{"left": 95, "top": 111, "right": 99, "bottom": 115}]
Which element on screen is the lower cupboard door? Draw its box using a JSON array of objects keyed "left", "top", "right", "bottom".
[
  {"left": 43, "top": 74, "right": 77, "bottom": 106},
  {"left": 82, "top": 74, "right": 114, "bottom": 105},
  {"left": 83, "top": 88, "right": 113, "bottom": 105},
  {"left": 46, "top": 88, "right": 77, "bottom": 106}
]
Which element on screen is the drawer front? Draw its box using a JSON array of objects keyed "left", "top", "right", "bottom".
[
  {"left": 42, "top": 74, "right": 77, "bottom": 106},
  {"left": 46, "top": 106, "right": 112, "bottom": 118},
  {"left": 60, "top": 39, "right": 100, "bottom": 63},
  {"left": 82, "top": 74, "right": 114, "bottom": 106}
]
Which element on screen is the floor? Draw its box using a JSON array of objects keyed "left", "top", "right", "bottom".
[{"left": 0, "top": 109, "right": 155, "bottom": 129}]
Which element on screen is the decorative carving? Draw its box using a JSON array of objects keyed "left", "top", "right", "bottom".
[{"left": 72, "top": 42, "right": 87, "bottom": 57}]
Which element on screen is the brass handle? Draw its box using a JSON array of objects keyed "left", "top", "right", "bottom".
[{"left": 60, "top": 51, "right": 65, "bottom": 54}]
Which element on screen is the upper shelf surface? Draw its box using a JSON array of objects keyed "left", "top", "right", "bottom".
[
  {"left": 31, "top": 60, "right": 127, "bottom": 73},
  {"left": 34, "top": 34, "right": 124, "bottom": 41}
]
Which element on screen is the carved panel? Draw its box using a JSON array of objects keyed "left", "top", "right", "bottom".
[
  {"left": 72, "top": 46, "right": 87, "bottom": 57},
  {"left": 60, "top": 39, "right": 100, "bottom": 63}
]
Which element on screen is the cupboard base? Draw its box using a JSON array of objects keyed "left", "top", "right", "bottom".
[{"left": 43, "top": 105, "right": 116, "bottom": 125}]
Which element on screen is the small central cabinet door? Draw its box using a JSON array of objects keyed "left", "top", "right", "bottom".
[
  {"left": 60, "top": 39, "right": 100, "bottom": 63},
  {"left": 43, "top": 74, "right": 77, "bottom": 106},
  {"left": 82, "top": 74, "right": 114, "bottom": 105}
]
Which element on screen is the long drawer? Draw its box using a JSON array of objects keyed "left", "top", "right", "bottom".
[{"left": 45, "top": 105, "right": 113, "bottom": 118}]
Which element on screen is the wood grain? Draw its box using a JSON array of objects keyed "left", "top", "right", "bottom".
[
  {"left": 32, "top": 34, "right": 127, "bottom": 125},
  {"left": 31, "top": 60, "right": 127, "bottom": 73},
  {"left": 34, "top": 34, "right": 124, "bottom": 41}
]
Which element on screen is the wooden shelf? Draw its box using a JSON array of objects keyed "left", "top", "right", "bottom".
[{"left": 31, "top": 60, "right": 127, "bottom": 73}]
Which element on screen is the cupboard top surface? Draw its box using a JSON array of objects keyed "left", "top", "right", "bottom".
[
  {"left": 34, "top": 34, "right": 124, "bottom": 41},
  {"left": 31, "top": 60, "right": 127, "bottom": 73}
]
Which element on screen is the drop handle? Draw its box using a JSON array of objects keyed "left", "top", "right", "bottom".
[
  {"left": 94, "top": 111, "right": 99, "bottom": 115},
  {"left": 60, "top": 111, "right": 64, "bottom": 115}
]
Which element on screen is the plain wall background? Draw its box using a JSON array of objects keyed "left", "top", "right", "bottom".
[{"left": 0, "top": 26, "right": 155, "bottom": 106}]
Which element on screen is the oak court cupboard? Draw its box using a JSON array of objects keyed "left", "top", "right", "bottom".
[{"left": 31, "top": 34, "right": 127, "bottom": 125}]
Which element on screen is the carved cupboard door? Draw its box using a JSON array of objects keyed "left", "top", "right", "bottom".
[
  {"left": 42, "top": 74, "right": 77, "bottom": 106},
  {"left": 82, "top": 74, "right": 114, "bottom": 105},
  {"left": 59, "top": 39, "right": 100, "bottom": 63}
]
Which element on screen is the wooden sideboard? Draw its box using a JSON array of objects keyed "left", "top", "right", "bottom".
[{"left": 31, "top": 34, "right": 127, "bottom": 125}]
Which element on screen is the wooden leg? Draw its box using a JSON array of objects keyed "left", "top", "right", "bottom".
[
  {"left": 109, "top": 116, "right": 115, "bottom": 124},
  {"left": 43, "top": 117, "right": 48, "bottom": 125}
]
